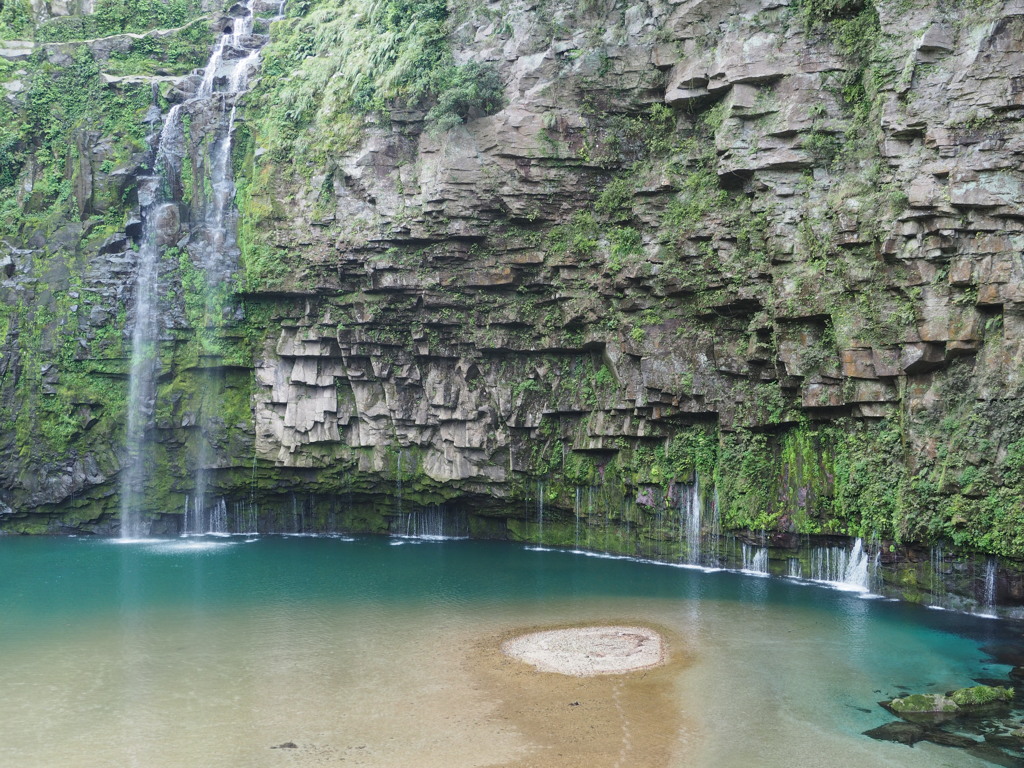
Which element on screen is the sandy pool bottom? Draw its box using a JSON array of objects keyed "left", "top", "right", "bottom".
[{"left": 0, "top": 595, "right": 996, "bottom": 768}]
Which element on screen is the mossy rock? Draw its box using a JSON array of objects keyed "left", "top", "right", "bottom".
[
  {"left": 888, "top": 693, "right": 959, "bottom": 713},
  {"left": 948, "top": 685, "right": 1013, "bottom": 707}
]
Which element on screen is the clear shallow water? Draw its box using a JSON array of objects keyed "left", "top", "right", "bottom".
[{"left": 0, "top": 536, "right": 1019, "bottom": 767}]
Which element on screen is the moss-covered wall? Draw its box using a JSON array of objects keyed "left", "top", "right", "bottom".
[{"left": 1, "top": 0, "right": 1023, "bottom": 575}]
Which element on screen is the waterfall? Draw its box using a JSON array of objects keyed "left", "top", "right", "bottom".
[
  {"left": 395, "top": 449, "right": 403, "bottom": 518},
  {"left": 118, "top": 181, "right": 169, "bottom": 538},
  {"left": 741, "top": 544, "right": 769, "bottom": 575},
  {"left": 809, "top": 538, "right": 871, "bottom": 592},
  {"left": 930, "top": 544, "right": 946, "bottom": 607},
  {"left": 232, "top": 499, "right": 259, "bottom": 535},
  {"left": 536, "top": 480, "right": 544, "bottom": 546},
  {"left": 574, "top": 486, "right": 582, "bottom": 550},
  {"left": 119, "top": 0, "right": 284, "bottom": 537},
  {"left": 677, "top": 475, "right": 702, "bottom": 565},
  {"left": 183, "top": 495, "right": 228, "bottom": 535},
  {"left": 982, "top": 558, "right": 998, "bottom": 616},
  {"left": 394, "top": 506, "right": 468, "bottom": 539},
  {"left": 788, "top": 558, "right": 802, "bottom": 578}
]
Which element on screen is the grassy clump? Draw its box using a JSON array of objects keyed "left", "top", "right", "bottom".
[{"left": 949, "top": 686, "right": 1013, "bottom": 707}]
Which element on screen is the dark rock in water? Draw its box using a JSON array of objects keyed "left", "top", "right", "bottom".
[
  {"left": 965, "top": 742, "right": 1024, "bottom": 768},
  {"left": 271, "top": 742, "right": 297, "bottom": 749},
  {"left": 985, "top": 731, "right": 1024, "bottom": 749},
  {"left": 1008, "top": 667, "right": 1024, "bottom": 682},
  {"left": 982, "top": 645, "right": 1024, "bottom": 667},
  {"left": 924, "top": 730, "right": 980, "bottom": 749},
  {"left": 864, "top": 722, "right": 927, "bottom": 745}
]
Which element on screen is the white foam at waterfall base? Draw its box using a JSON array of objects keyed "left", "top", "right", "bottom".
[
  {"left": 740, "top": 545, "right": 770, "bottom": 577},
  {"left": 808, "top": 538, "right": 873, "bottom": 593}
]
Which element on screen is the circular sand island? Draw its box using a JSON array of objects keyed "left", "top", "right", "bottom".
[{"left": 502, "top": 626, "right": 665, "bottom": 676}]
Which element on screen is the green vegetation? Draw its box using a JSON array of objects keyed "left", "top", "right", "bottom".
[
  {"left": 0, "top": 0, "right": 32, "bottom": 39},
  {"left": 103, "top": 20, "right": 215, "bottom": 76},
  {"left": 248, "top": 0, "right": 503, "bottom": 166},
  {"left": 36, "top": 0, "right": 204, "bottom": 41},
  {"left": 0, "top": 43, "right": 152, "bottom": 240},
  {"left": 949, "top": 686, "right": 1013, "bottom": 707}
]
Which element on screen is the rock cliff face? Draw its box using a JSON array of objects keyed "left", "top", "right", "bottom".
[{"left": 2, "top": 0, "right": 1024, "bottom": 579}]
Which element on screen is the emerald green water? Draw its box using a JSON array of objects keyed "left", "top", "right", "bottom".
[{"left": 0, "top": 536, "right": 1020, "bottom": 767}]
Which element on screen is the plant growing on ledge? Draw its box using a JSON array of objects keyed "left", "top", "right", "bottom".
[{"left": 425, "top": 61, "right": 504, "bottom": 132}]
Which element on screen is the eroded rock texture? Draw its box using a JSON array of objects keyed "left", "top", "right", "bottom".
[{"left": 1, "top": 0, "right": 1024, "bottom": 559}]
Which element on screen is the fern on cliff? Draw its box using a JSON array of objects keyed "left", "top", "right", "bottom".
[{"left": 250, "top": 0, "right": 502, "bottom": 165}]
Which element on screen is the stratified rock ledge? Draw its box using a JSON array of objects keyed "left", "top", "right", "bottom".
[{"left": 502, "top": 626, "right": 665, "bottom": 677}]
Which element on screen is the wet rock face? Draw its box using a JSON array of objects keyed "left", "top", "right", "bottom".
[
  {"left": 235, "top": 1, "right": 1024, "bottom": 513},
  {"left": 3, "top": 0, "right": 1024, "bottom": 556}
]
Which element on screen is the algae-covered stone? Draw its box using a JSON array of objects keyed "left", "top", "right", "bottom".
[
  {"left": 948, "top": 685, "right": 1014, "bottom": 707},
  {"left": 888, "top": 693, "right": 959, "bottom": 713}
]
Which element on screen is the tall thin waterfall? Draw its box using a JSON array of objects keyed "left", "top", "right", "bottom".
[
  {"left": 573, "top": 486, "right": 582, "bottom": 549},
  {"left": 677, "top": 476, "right": 703, "bottom": 565},
  {"left": 536, "top": 480, "right": 545, "bottom": 546},
  {"left": 982, "top": 557, "right": 998, "bottom": 616},
  {"left": 119, "top": 0, "right": 283, "bottom": 537},
  {"left": 118, "top": 178, "right": 167, "bottom": 538},
  {"left": 187, "top": 0, "right": 285, "bottom": 524}
]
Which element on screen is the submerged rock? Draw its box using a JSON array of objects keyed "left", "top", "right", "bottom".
[{"left": 863, "top": 721, "right": 927, "bottom": 745}]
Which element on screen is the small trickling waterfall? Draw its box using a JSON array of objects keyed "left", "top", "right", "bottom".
[
  {"left": 183, "top": 495, "right": 228, "bottom": 535},
  {"left": 741, "top": 544, "right": 769, "bottom": 576},
  {"left": 188, "top": 0, "right": 285, "bottom": 525},
  {"left": 809, "top": 538, "right": 871, "bottom": 592},
  {"left": 573, "top": 486, "right": 582, "bottom": 550},
  {"left": 536, "top": 480, "right": 545, "bottom": 546},
  {"left": 930, "top": 544, "right": 947, "bottom": 607},
  {"left": 677, "top": 476, "right": 703, "bottom": 565},
  {"left": 395, "top": 449, "right": 404, "bottom": 518},
  {"left": 232, "top": 500, "right": 259, "bottom": 535},
  {"left": 982, "top": 557, "right": 998, "bottom": 616},
  {"left": 119, "top": 0, "right": 284, "bottom": 537},
  {"left": 394, "top": 506, "right": 469, "bottom": 539},
  {"left": 788, "top": 558, "right": 803, "bottom": 578}
]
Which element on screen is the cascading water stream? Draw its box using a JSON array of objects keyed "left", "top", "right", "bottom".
[
  {"left": 118, "top": 182, "right": 165, "bottom": 538},
  {"left": 120, "top": 0, "right": 284, "bottom": 537},
  {"left": 536, "top": 480, "right": 544, "bottom": 546},
  {"left": 982, "top": 558, "right": 998, "bottom": 616},
  {"left": 741, "top": 544, "right": 769, "bottom": 575},
  {"left": 809, "top": 538, "right": 871, "bottom": 592}
]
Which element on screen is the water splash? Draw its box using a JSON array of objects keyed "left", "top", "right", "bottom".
[
  {"left": 741, "top": 544, "right": 769, "bottom": 576},
  {"left": 809, "top": 538, "right": 871, "bottom": 592}
]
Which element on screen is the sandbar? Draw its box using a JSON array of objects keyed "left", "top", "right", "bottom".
[{"left": 502, "top": 625, "right": 665, "bottom": 676}]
